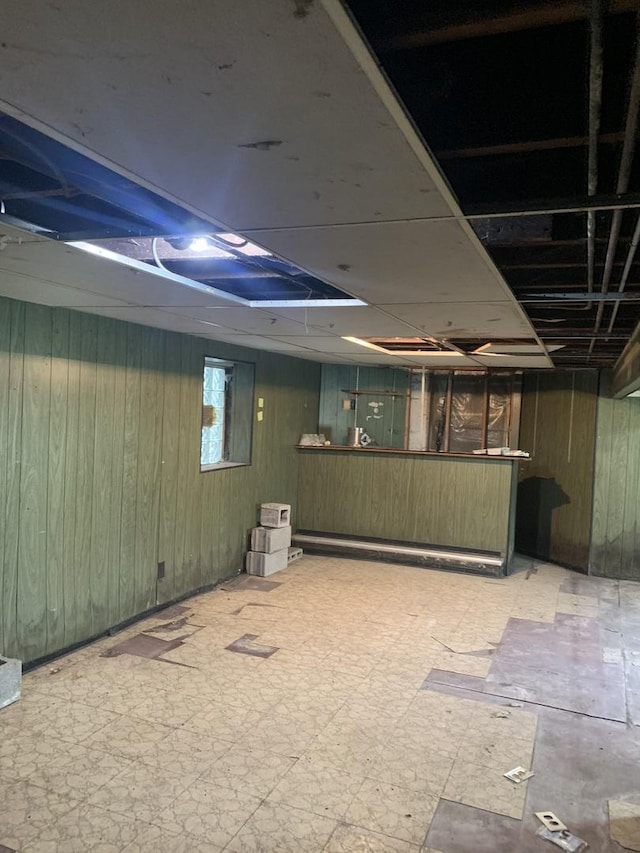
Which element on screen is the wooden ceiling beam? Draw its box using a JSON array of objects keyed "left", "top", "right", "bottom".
[
  {"left": 436, "top": 132, "right": 624, "bottom": 160},
  {"left": 380, "top": 0, "right": 637, "bottom": 50}
]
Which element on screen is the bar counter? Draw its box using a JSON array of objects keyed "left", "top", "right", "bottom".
[{"left": 296, "top": 446, "right": 522, "bottom": 572}]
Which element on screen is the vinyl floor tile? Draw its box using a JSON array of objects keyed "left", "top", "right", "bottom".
[
  {"left": 325, "top": 822, "right": 421, "bottom": 852},
  {"left": 155, "top": 779, "right": 262, "bottom": 846},
  {"left": 225, "top": 801, "right": 337, "bottom": 852},
  {"left": 268, "top": 759, "right": 364, "bottom": 819},
  {"left": 345, "top": 778, "right": 439, "bottom": 845}
]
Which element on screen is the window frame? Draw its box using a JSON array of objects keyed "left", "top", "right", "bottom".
[{"left": 200, "top": 356, "right": 255, "bottom": 472}]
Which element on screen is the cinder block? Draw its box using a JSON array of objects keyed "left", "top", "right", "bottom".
[
  {"left": 246, "top": 548, "right": 289, "bottom": 577},
  {"left": 251, "top": 525, "right": 292, "bottom": 554},
  {"left": 260, "top": 502, "right": 291, "bottom": 528},
  {"left": 0, "top": 656, "right": 22, "bottom": 710},
  {"left": 287, "top": 546, "right": 303, "bottom": 563}
]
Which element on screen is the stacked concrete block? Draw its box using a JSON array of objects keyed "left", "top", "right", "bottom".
[
  {"left": 246, "top": 503, "right": 301, "bottom": 577},
  {"left": 0, "top": 655, "right": 21, "bottom": 710},
  {"left": 259, "top": 502, "right": 291, "bottom": 528}
]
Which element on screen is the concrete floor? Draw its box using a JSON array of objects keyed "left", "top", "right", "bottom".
[{"left": 1, "top": 555, "right": 640, "bottom": 852}]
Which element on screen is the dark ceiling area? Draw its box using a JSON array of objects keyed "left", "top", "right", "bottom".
[{"left": 345, "top": 0, "right": 640, "bottom": 367}]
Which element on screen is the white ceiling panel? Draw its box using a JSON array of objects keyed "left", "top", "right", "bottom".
[
  {"left": 268, "top": 305, "right": 425, "bottom": 337},
  {"left": 0, "top": 270, "right": 133, "bottom": 310},
  {"left": 192, "top": 329, "right": 306, "bottom": 350},
  {"left": 471, "top": 355, "right": 552, "bottom": 369},
  {"left": 247, "top": 219, "right": 521, "bottom": 306},
  {"left": 342, "top": 352, "right": 481, "bottom": 368},
  {"left": 0, "top": 240, "right": 237, "bottom": 307},
  {"left": 267, "top": 335, "right": 376, "bottom": 354},
  {"left": 84, "top": 306, "right": 235, "bottom": 336},
  {"left": 0, "top": 222, "right": 48, "bottom": 244},
  {"left": 0, "top": 0, "right": 451, "bottom": 231},
  {"left": 380, "top": 302, "right": 535, "bottom": 339},
  {"left": 0, "top": 0, "right": 546, "bottom": 368},
  {"left": 175, "top": 306, "right": 311, "bottom": 335}
]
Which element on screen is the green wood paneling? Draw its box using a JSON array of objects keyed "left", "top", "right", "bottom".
[
  {"left": 17, "top": 304, "right": 51, "bottom": 662},
  {"left": 516, "top": 370, "right": 598, "bottom": 571},
  {"left": 74, "top": 314, "right": 98, "bottom": 643},
  {"left": 47, "top": 309, "right": 70, "bottom": 654},
  {"left": 0, "top": 301, "right": 11, "bottom": 654},
  {"left": 3, "top": 300, "right": 25, "bottom": 659},
  {"left": 591, "top": 391, "right": 640, "bottom": 579},
  {"left": 296, "top": 450, "right": 516, "bottom": 555},
  {"left": 319, "top": 365, "right": 409, "bottom": 447},
  {"left": 0, "top": 294, "right": 320, "bottom": 663}
]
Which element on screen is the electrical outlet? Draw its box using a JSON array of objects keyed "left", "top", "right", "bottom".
[{"left": 157, "top": 561, "right": 165, "bottom": 580}]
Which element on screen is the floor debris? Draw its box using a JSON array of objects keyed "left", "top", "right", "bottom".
[
  {"left": 536, "top": 812, "right": 568, "bottom": 832},
  {"left": 492, "top": 709, "right": 511, "bottom": 718},
  {"left": 608, "top": 798, "right": 640, "bottom": 851},
  {"left": 537, "top": 827, "right": 588, "bottom": 851},
  {"left": 504, "top": 766, "right": 534, "bottom": 784}
]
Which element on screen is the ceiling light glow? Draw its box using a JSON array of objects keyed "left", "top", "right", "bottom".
[{"left": 189, "top": 236, "right": 210, "bottom": 252}]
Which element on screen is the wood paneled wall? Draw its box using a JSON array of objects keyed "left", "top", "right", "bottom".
[
  {"left": 0, "top": 296, "right": 319, "bottom": 663},
  {"left": 297, "top": 450, "right": 517, "bottom": 556},
  {"left": 591, "top": 388, "right": 640, "bottom": 579},
  {"left": 318, "top": 365, "right": 409, "bottom": 448},
  {"left": 516, "top": 370, "right": 598, "bottom": 571}
]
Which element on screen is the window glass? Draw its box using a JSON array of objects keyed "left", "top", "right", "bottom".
[{"left": 200, "top": 357, "right": 254, "bottom": 471}]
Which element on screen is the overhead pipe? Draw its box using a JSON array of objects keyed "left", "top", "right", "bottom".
[
  {"left": 542, "top": 0, "right": 603, "bottom": 315},
  {"left": 590, "top": 12, "right": 640, "bottom": 353},
  {"left": 606, "top": 212, "right": 640, "bottom": 332},
  {"left": 586, "top": 0, "right": 604, "bottom": 308}
]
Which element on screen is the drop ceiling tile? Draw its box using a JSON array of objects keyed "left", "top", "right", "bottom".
[
  {"left": 268, "top": 305, "right": 421, "bottom": 337},
  {"left": 379, "top": 302, "right": 534, "bottom": 339},
  {"left": 175, "top": 307, "right": 309, "bottom": 335},
  {"left": 205, "top": 334, "right": 312, "bottom": 352},
  {"left": 0, "top": 270, "right": 134, "bottom": 309},
  {"left": 0, "top": 240, "right": 237, "bottom": 307},
  {"left": 248, "top": 220, "right": 522, "bottom": 307},
  {"left": 0, "top": 221, "right": 49, "bottom": 243},
  {"left": 338, "top": 352, "right": 479, "bottom": 368},
  {"left": 0, "top": 0, "right": 452, "bottom": 231},
  {"left": 85, "top": 306, "right": 235, "bottom": 336},
  {"left": 472, "top": 355, "right": 552, "bottom": 369},
  {"left": 267, "top": 335, "right": 370, "bottom": 354}
]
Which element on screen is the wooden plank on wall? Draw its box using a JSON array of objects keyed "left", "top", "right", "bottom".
[
  {"left": 46, "top": 308, "right": 69, "bottom": 655},
  {"left": 0, "top": 298, "right": 11, "bottom": 654},
  {"left": 2, "top": 300, "right": 25, "bottom": 658},
  {"left": 517, "top": 370, "right": 598, "bottom": 571},
  {"left": 620, "top": 398, "right": 640, "bottom": 579},
  {"left": 133, "top": 328, "right": 164, "bottom": 614},
  {"left": 90, "top": 318, "right": 118, "bottom": 636},
  {"left": 157, "top": 332, "right": 182, "bottom": 604},
  {"left": 118, "top": 323, "right": 142, "bottom": 622},
  {"left": 72, "top": 314, "right": 98, "bottom": 644},
  {"left": 62, "top": 313, "right": 81, "bottom": 649},
  {"left": 17, "top": 304, "right": 52, "bottom": 662},
  {"left": 591, "top": 391, "right": 640, "bottom": 580},
  {"left": 603, "top": 396, "right": 629, "bottom": 575},
  {"left": 590, "top": 395, "right": 614, "bottom": 574},
  {"left": 173, "top": 336, "right": 199, "bottom": 598},
  {"left": 107, "top": 321, "right": 127, "bottom": 625}
]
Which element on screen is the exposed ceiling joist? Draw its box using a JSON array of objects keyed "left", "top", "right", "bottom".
[
  {"left": 435, "top": 132, "right": 625, "bottom": 161},
  {"left": 379, "top": 0, "right": 637, "bottom": 50}
]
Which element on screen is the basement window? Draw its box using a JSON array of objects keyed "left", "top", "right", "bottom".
[
  {"left": 200, "top": 357, "right": 255, "bottom": 471},
  {"left": 408, "top": 370, "right": 522, "bottom": 453}
]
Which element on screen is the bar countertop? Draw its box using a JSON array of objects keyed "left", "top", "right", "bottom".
[{"left": 296, "top": 444, "right": 530, "bottom": 461}]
